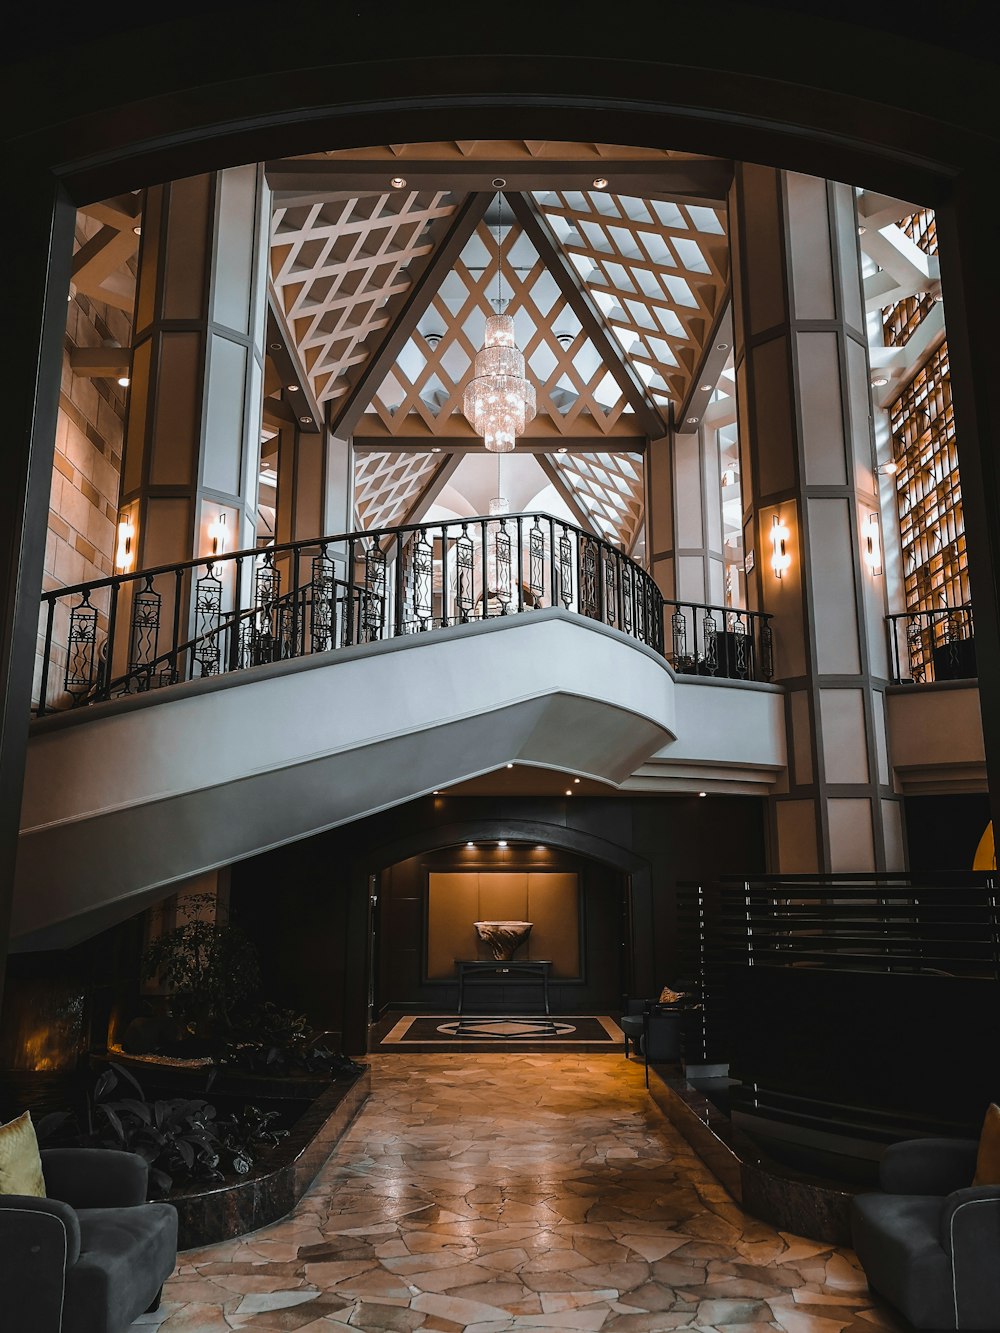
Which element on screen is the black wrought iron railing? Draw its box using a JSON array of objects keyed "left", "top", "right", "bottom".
[
  {"left": 665, "top": 598, "right": 773, "bottom": 683},
  {"left": 887, "top": 605, "right": 976, "bottom": 683},
  {"left": 720, "top": 873, "right": 1000, "bottom": 980},
  {"left": 33, "top": 511, "right": 776, "bottom": 718}
]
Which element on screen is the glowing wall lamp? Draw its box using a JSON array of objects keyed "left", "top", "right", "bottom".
[
  {"left": 770, "top": 514, "right": 791, "bottom": 579},
  {"left": 208, "top": 513, "right": 227, "bottom": 557},
  {"left": 864, "top": 511, "right": 883, "bottom": 576},
  {"left": 115, "top": 515, "right": 135, "bottom": 572}
]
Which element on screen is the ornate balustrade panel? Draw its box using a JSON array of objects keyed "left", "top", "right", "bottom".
[
  {"left": 886, "top": 605, "right": 976, "bottom": 683},
  {"left": 33, "top": 513, "right": 686, "bottom": 716},
  {"left": 664, "top": 598, "right": 772, "bottom": 683}
]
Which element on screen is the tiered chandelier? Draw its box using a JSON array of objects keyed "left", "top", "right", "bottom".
[{"left": 463, "top": 194, "right": 536, "bottom": 453}]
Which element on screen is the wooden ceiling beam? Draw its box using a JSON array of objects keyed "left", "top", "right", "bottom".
[
  {"left": 507, "top": 192, "right": 667, "bottom": 441},
  {"left": 329, "top": 192, "right": 492, "bottom": 437},
  {"left": 267, "top": 158, "right": 734, "bottom": 205}
]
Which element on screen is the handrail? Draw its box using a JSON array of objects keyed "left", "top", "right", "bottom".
[
  {"left": 32, "top": 510, "right": 774, "bottom": 717},
  {"left": 886, "top": 604, "right": 975, "bottom": 684}
]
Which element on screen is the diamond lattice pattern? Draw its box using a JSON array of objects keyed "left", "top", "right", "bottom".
[
  {"left": 354, "top": 451, "right": 443, "bottom": 531},
  {"left": 366, "top": 218, "right": 634, "bottom": 438},
  {"left": 271, "top": 190, "right": 460, "bottom": 405},
  {"left": 532, "top": 190, "right": 728, "bottom": 409},
  {"left": 550, "top": 451, "right": 645, "bottom": 549}
]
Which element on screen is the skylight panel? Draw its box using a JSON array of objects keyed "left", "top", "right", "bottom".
[
  {"left": 662, "top": 274, "right": 698, "bottom": 308},
  {"left": 687, "top": 205, "right": 725, "bottom": 234},
  {"left": 603, "top": 261, "right": 636, "bottom": 293},
  {"left": 618, "top": 196, "right": 653, "bottom": 224},
  {"left": 638, "top": 232, "right": 674, "bottom": 265},
  {"left": 632, "top": 267, "right": 661, "bottom": 299},
  {"left": 655, "top": 307, "right": 686, "bottom": 338},
  {"left": 624, "top": 298, "right": 658, "bottom": 331},
  {"left": 673, "top": 237, "right": 711, "bottom": 274},
  {"left": 593, "top": 371, "right": 622, "bottom": 407},
  {"left": 608, "top": 225, "right": 642, "bottom": 259},
  {"left": 569, "top": 252, "right": 597, "bottom": 281},
  {"left": 579, "top": 219, "right": 614, "bottom": 253},
  {"left": 650, "top": 199, "right": 686, "bottom": 229},
  {"left": 588, "top": 192, "right": 621, "bottom": 218},
  {"left": 611, "top": 326, "right": 639, "bottom": 353}
]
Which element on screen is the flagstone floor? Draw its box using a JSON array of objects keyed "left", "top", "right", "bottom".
[{"left": 133, "top": 1053, "right": 906, "bottom": 1333}]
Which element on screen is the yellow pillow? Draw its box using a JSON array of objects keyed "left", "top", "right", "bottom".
[
  {"left": 973, "top": 1103, "right": 1000, "bottom": 1186},
  {"left": 0, "top": 1110, "right": 46, "bottom": 1196}
]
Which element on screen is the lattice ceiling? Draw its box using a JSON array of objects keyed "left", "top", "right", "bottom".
[
  {"left": 271, "top": 190, "right": 460, "bottom": 404},
  {"left": 354, "top": 450, "right": 446, "bottom": 531},
  {"left": 364, "top": 217, "right": 636, "bottom": 439},
  {"left": 533, "top": 189, "right": 728, "bottom": 409},
  {"left": 549, "top": 451, "right": 646, "bottom": 550}
]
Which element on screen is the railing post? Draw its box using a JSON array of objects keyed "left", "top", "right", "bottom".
[{"left": 37, "top": 597, "right": 55, "bottom": 717}]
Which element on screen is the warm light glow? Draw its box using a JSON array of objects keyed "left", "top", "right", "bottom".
[
  {"left": 699, "top": 791, "right": 707, "bottom": 797},
  {"left": 864, "top": 511, "right": 883, "bottom": 576},
  {"left": 463, "top": 313, "right": 537, "bottom": 452},
  {"left": 116, "top": 516, "right": 135, "bottom": 571},
  {"left": 467, "top": 841, "right": 475, "bottom": 847},
  {"left": 498, "top": 840, "right": 507, "bottom": 847},
  {"left": 390, "top": 176, "right": 407, "bottom": 189},
  {"left": 573, "top": 778, "right": 580, "bottom": 784},
  {"left": 506, "top": 762, "right": 514, "bottom": 768},
  {"left": 209, "top": 512, "right": 227, "bottom": 556},
  {"left": 117, "top": 375, "right": 130, "bottom": 387},
  {"left": 592, "top": 176, "right": 608, "bottom": 189},
  {"left": 770, "top": 514, "right": 791, "bottom": 578}
]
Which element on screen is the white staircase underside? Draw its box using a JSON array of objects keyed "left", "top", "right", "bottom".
[{"left": 14, "top": 609, "right": 786, "bottom": 950}]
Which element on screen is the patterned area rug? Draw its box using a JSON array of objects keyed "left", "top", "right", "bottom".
[{"left": 380, "top": 1015, "right": 622, "bottom": 1046}]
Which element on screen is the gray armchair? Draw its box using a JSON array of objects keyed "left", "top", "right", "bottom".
[
  {"left": 851, "top": 1137, "right": 1000, "bottom": 1330},
  {"left": 0, "top": 1148, "right": 178, "bottom": 1333}
]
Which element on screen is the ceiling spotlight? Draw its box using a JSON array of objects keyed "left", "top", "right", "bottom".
[
  {"left": 592, "top": 176, "right": 608, "bottom": 189},
  {"left": 117, "top": 376, "right": 130, "bottom": 388},
  {"left": 573, "top": 778, "right": 580, "bottom": 784},
  {"left": 287, "top": 384, "right": 300, "bottom": 392},
  {"left": 299, "top": 415, "right": 312, "bottom": 424},
  {"left": 558, "top": 446, "right": 567, "bottom": 453},
  {"left": 498, "top": 840, "right": 507, "bottom": 847},
  {"left": 467, "top": 841, "right": 475, "bottom": 847},
  {"left": 870, "top": 374, "right": 889, "bottom": 388},
  {"left": 565, "top": 789, "right": 573, "bottom": 796},
  {"left": 390, "top": 176, "right": 406, "bottom": 189},
  {"left": 716, "top": 342, "right": 729, "bottom": 351},
  {"left": 698, "top": 791, "right": 707, "bottom": 797},
  {"left": 132, "top": 225, "right": 142, "bottom": 236},
  {"left": 686, "top": 417, "right": 699, "bottom": 424},
  {"left": 269, "top": 341, "right": 282, "bottom": 351},
  {"left": 491, "top": 176, "right": 507, "bottom": 188},
  {"left": 506, "top": 763, "right": 514, "bottom": 769},
  {"left": 700, "top": 383, "right": 713, "bottom": 392}
]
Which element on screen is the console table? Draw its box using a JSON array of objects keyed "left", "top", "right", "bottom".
[{"left": 455, "top": 960, "right": 552, "bottom": 1015}]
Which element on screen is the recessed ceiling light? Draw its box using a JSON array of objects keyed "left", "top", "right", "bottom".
[
  {"left": 716, "top": 342, "right": 729, "bottom": 351},
  {"left": 467, "top": 841, "right": 475, "bottom": 847},
  {"left": 686, "top": 417, "right": 699, "bottom": 424},
  {"left": 592, "top": 176, "right": 608, "bottom": 189},
  {"left": 299, "top": 415, "right": 311, "bottom": 424},
  {"left": 117, "top": 376, "right": 130, "bottom": 387},
  {"left": 390, "top": 176, "right": 406, "bottom": 188},
  {"left": 269, "top": 341, "right": 282, "bottom": 351},
  {"left": 558, "top": 447, "right": 567, "bottom": 453},
  {"left": 492, "top": 176, "right": 507, "bottom": 188},
  {"left": 498, "top": 840, "right": 507, "bottom": 847},
  {"left": 132, "top": 225, "right": 142, "bottom": 236},
  {"left": 287, "top": 384, "right": 300, "bottom": 392},
  {"left": 700, "top": 383, "right": 713, "bottom": 392},
  {"left": 432, "top": 447, "right": 441, "bottom": 453},
  {"left": 565, "top": 789, "right": 573, "bottom": 796},
  {"left": 698, "top": 791, "right": 707, "bottom": 797},
  {"left": 870, "top": 374, "right": 889, "bottom": 387},
  {"left": 506, "top": 763, "right": 514, "bottom": 769}
]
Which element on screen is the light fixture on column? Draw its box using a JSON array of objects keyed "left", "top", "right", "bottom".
[
  {"left": 488, "top": 452, "right": 509, "bottom": 516},
  {"left": 770, "top": 514, "right": 791, "bottom": 578},
  {"left": 463, "top": 193, "right": 536, "bottom": 453},
  {"left": 115, "top": 515, "right": 135, "bottom": 572},
  {"left": 877, "top": 460, "right": 899, "bottom": 476},
  {"left": 864, "top": 511, "right": 883, "bottom": 576},
  {"left": 209, "top": 513, "right": 227, "bottom": 556}
]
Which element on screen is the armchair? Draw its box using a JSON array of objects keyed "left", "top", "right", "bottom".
[
  {"left": 851, "top": 1137, "right": 1000, "bottom": 1330},
  {"left": 0, "top": 1148, "right": 178, "bottom": 1333}
]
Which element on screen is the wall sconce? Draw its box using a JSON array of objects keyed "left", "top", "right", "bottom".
[
  {"left": 770, "top": 514, "right": 791, "bottom": 579},
  {"left": 115, "top": 516, "right": 135, "bottom": 572},
  {"left": 209, "top": 513, "right": 227, "bottom": 556},
  {"left": 864, "top": 511, "right": 883, "bottom": 576}
]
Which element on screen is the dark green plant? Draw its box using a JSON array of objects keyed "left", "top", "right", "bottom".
[
  {"left": 36, "top": 1063, "right": 290, "bottom": 1199},
  {"left": 222, "top": 1001, "right": 364, "bottom": 1079},
  {"left": 141, "top": 895, "right": 261, "bottom": 1030}
]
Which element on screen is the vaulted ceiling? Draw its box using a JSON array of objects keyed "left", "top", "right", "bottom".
[{"left": 267, "top": 142, "right": 733, "bottom": 547}]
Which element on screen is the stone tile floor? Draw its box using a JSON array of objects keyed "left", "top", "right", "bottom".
[{"left": 132, "top": 1053, "right": 907, "bottom": 1333}]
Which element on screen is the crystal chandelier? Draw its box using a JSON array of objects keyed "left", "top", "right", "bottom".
[{"left": 463, "top": 196, "right": 536, "bottom": 453}]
